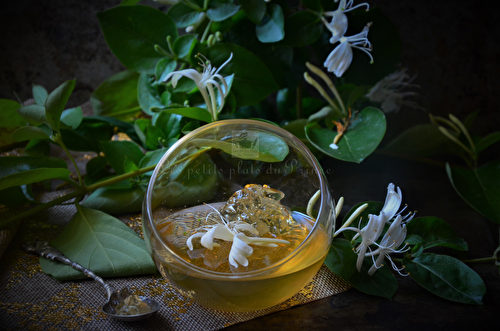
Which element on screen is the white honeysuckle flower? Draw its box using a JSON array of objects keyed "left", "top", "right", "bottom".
[
  {"left": 381, "top": 183, "right": 403, "bottom": 221},
  {"left": 323, "top": 0, "right": 370, "bottom": 44},
  {"left": 186, "top": 204, "right": 289, "bottom": 268},
  {"left": 324, "top": 23, "right": 373, "bottom": 77},
  {"left": 354, "top": 212, "right": 387, "bottom": 272},
  {"left": 333, "top": 182, "right": 411, "bottom": 274},
  {"left": 366, "top": 215, "right": 411, "bottom": 276},
  {"left": 163, "top": 53, "right": 233, "bottom": 122},
  {"left": 367, "top": 70, "right": 422, "bottom": 113},
  {"left": 229, "top": 233, "right": 254, "bottom": 267}
]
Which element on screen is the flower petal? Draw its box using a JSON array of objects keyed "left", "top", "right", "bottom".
[
  {"left": 229, "top": 233, "right": 253, "bottom": 267},
  {"left": 381, "top": 183, "right": 402, "bottom": 220},
  {"left": 324, "top": 41, "right": 353, "bottom": 77}
]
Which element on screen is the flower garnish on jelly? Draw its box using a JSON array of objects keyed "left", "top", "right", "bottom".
[{"left": 186, "top": 184, "right": 291, "bottom": 268}]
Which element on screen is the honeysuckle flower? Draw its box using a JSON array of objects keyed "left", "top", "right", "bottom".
[
  {"left": 324, "top": 23, "right": 373, "bottom": 77},
  {"left": 323, "top": 0, "right": 370, "bottom": 44},
  {"left": 380, "top": 183, "right": 403, "bottom": 220},
  {"left": 366, "top": 215, "right": 411, "bottom": 276},
  {"left": 186, "top": 204, "right": 289, "bottom": 268},
  {"left": 163, "top": 53, "right": 233, "bottom": 122},
  {"left": 333, "top": 183, "right": 410, "bottom": 274},
  {"left": 366, "top": 69, "right": 422, "bottom": 113},
  {"left": 354, "top": 212, "right": 387, "bottom": 271}
]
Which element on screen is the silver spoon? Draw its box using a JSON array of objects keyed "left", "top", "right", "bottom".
[{"left": 23, "top": 241, "right": 160, "bottom": 321}]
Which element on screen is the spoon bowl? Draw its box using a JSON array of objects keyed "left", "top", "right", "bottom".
[{"left": 23, "top": 241, "right": 159, "bottom": 321}]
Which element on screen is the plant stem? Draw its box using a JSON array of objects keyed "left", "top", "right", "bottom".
[
  {"left": 460, "top": 257, "right": 497, "bottom": 264},
  {"left": 0, "top": 164, "right": 157, "bottom": 229},
  {"left": 200, "top": 20, "right": 212, "bottom": 43},
  {"left": 56, "top": 136, "right": 83, "bottom": 187}
]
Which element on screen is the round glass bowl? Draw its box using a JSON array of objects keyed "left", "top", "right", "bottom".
[{"left": 142, "top": 119, "right": 335, "bottom": 312}]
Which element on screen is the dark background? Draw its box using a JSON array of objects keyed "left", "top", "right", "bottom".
[
  {"left": 1, "top": 0, "right": 499, "bottom": 138},
  {"left": 1, "top": 0, "right": 499, "bottom": 329}
]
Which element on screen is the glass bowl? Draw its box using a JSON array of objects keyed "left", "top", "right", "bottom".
[{"left": 142, "top": 119, "right": 335, "bottom": 312}]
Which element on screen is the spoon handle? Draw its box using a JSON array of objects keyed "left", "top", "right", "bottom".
[{"left": 23, "top": 241, "right": 116, "bottom": 300}]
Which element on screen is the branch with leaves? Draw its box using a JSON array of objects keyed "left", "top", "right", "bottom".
[{"left": 1, "top": 0, "right": 499, "bottom": 302}]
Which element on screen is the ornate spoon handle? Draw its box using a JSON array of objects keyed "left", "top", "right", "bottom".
[{"left": 23, "top": 241, "right": 116, "bottom": 301}]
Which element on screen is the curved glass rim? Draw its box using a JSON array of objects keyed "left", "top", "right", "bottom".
[{"left": 145, "top": 119, "right": 331, "bottom": 280}]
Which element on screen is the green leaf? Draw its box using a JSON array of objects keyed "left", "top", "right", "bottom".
[
  {"left": 11, "top": 124, "right": 52, "bottom": 142},
  {"left": 306, "top": 107, "right": 386, "bottom": 163},
  {"left": 476, "top": 131, "right": 500, "bottom": 153},
  {"left": 16, "top": 104, "right": 46, "bottom": 125},
  {"left": 82, "top": 184, "right": 146, "bottom": 214},
  {"left": 282, "top": 11, "right": 323, "bottom": 47},
  {"left": 40, "top": 205, "right": 156, "bottom": 281},
  {"left": 97, "top": 5, "right": 178, "bottom": 73},
  {"left": 0, "top": 99, "right": 25, "bottom": 147},
  {"left": 406, "top": 216, "right": 468, "bottom": 251},
  {"left": 167, "top": 1, "right": 202, "bottom": 28},
  {"left": 101, "top": 140, "right": 144, "bottom": 175},
  {"left": 138, "top": 72, "right": 164, "bottom": 115},
  {"left": 0, "top": 168, "right": 70, "bottom": 191},
  {"left": 192, "top": 131, "right": 289, "bottom": 162},
  {"left": 307, "top": 106, "right": 342, "bottom": 124},
  {"left": 139, "top": 147, "right": 168, "bottom": 169},
  {"left": 256, "top": 4, "right": 285, "bottom": 43},
  {"left": 59, "top": 119, "right": 115, "bottom": 153},
  {"left": 384, "top": 124, "right": 462, "bottom": 158},
  {"left": 123, "top": 155, "right": 139, "bottom": 173},
  {"left": 207, "top": 43, "right": 279, "bottom": 107},
  {"left": 32, "top": 85, "right": 48, "bottom": 106},
  {"left": 207, "top": 0, "right": 241, "bottom": 22},
  {"left": 173, "top": 34, "right": 196, "bottom": 59},
  {"left": 45, "top": 80, "right": 75, "bottom": 132},
  {"left": 0, "top": 155, "right": 67, "bottom": 177},
  {"left": 84, "top": 156, "right": 113, "bottom": 186},
  {"left": 90, "top": 70, "right": 141, "bottom": 120},
  {"left": 349, "top": 257, "right": 398, "bottom": 300},
  {"left": 24, "top": 139, "right": 51, "bottom": 157},
  {"left": 404, "top": 253, "right": 485, "bottom": 305},
  {"left": 163, "top": 107, "right": 212, "bottom": 123},
  {"left": 240, "top": 0, "right": 266, "bottom": 24},
  {"left": 155, "top": 57, "right": 177, "bottom": 83},
  {"left": 60, "top": 107, "right": 83, "bottom": 129},
  {"left": 281, "top": 119, "right": 321, "bottom": 157},
  {"left": 152, "top": 149, "right": 220, "bottom": 208},
  {"left": 446, "top": 161, "right": 500, "bottom": 223},
  {"left": 134, "top": 119, "right": 165, "bottom": 150},
  {"left": 153, "top": 111, "right": 182, "bottom": 140},
  {"left": 325, "top": 238, "right": 358, "bottom": 280}
]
